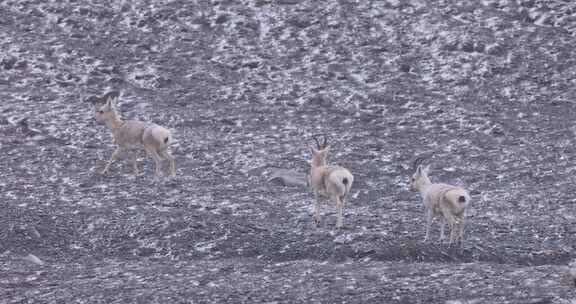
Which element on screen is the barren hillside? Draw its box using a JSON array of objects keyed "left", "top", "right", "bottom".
[{"left": 1, "top": 0, "right": 576, "bottom": 303}]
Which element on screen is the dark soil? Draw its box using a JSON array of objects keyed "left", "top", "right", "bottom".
[{"left": 1, "top": 0, "right": 575, "bottom": 303}]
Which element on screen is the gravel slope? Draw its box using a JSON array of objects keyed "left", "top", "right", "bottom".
[{"left": 1, "top": 0, "right": 576, "bottom": 303}]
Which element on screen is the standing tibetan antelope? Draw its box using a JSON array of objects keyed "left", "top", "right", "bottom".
[
  {"left": 93, "top": 91, "right": 176, "bottom": 177},
  {"left": 409, "top": 158, "right": 470, "bottom": 245},
  {"left": 308, "top": 135, "right": 354, "bottom": 229}
]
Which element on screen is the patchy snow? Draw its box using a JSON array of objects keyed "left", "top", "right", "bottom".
[{"left": 1, "top": 0, "right": 576, "bottom": 303}]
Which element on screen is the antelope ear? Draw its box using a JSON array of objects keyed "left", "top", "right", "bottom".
[
  {"left": 416, "top": 164, "right": 432, "bottom": 175},
  {"left": 103, "top": 91, "right": 119, "bottom": 107},
  {"left": 110, "top": 96, "right": 118, "bottom": 107},
  {"left": 422, "top": 164, "right": 431, "bottom": 175}
]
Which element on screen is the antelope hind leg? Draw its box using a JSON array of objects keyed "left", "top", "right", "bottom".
[{"left": 335, "top": 195, "right": 344, "bottom": 229}]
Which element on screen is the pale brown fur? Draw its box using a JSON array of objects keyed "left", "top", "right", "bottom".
[
  {"left": 94, "top": 92, "right": 175, "bottom": 177},
  {"left": 410, "top": 163, "right": 469, "bottom": 245},
  {"left": 309, "top": 143, "right": 353, "bottom": 229}
]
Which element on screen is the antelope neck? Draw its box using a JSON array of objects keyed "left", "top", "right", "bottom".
[
  {"left": 417, "top": 179, "right": 432, "bottom": 192},
  {"left": 105, "top": 116, "right": 124, "bottom": 130},
  {"left": 311, "top": 160, "right": 326, "bottom": 167}
]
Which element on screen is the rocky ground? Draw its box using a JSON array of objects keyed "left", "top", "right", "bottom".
[{"left": 1, "top": 0, "right": 576, "bottom": 303}]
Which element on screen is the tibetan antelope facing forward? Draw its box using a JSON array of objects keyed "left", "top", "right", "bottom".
[
  {"left": 308, "top": 135, "right": 354, "bottom": 229},
  {"left": 409, "top": 158, "right": 470, "bottom": 246},
  {"left": 93, "top": 91, "right": 176, "bottom": 177}
]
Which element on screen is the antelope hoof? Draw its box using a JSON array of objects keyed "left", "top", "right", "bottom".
[{"left": 314, "top": 217, "right": 321, "bottom": 227}]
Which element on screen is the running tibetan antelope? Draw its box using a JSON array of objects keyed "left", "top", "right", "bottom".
[
  {"left": 409, "top": 158, "right": 470, "bottom": 246},
  {"left": 308, "top": 135, "right": 354, "bottom": 229},
  {"left": 92, "top": 91, "right": 176, "bottom": 177}
]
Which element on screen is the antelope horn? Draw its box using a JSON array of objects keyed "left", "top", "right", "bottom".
[
  {"left": 102, "top": 91, "right": 120, "bottom": 101},
  {"left": 312, "top": 134, "right": 322, "bottom": 149},
  {"left": 322, "top": 134, "right": 329, "bottom": 148},
  {"left": 311, "top": 133, "right": 332, "bottom": 149},
  {"left": 86, "top": 95, "right": 101, "bottom": 105},
  {"left": 412, "top": 157, "right": 425, "bottom": 172}
]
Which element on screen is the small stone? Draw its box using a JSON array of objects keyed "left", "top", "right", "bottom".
[
  {"left": 23, "top": 254, "right": 44, "bottom": 266},
  {"left": 267, "top": 168, "right": 308, "bottom": 187},
  {"left": 1, "top": 57, "right": 17, "bottom": 70}
]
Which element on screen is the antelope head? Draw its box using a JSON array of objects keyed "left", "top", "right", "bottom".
[
  {"left": 409, "top": 157, "right": 431, "bottom": 191},
  {"left": 94, "top": 91, "right": 120, "bottom": 124},
  {"left": 309, "top": 134, "right": 331, "bottom": 167}
]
